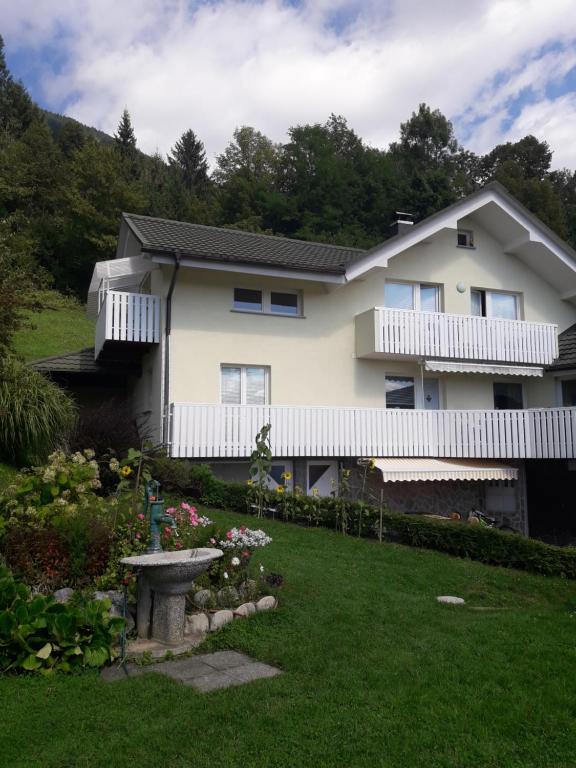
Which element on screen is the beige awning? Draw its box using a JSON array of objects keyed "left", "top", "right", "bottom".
[
  {"left": 423, "top": 360, "right": 543, "bottom": 377},
  {"left": 373, "top": 457, "right": 518, "bottom": 482}
]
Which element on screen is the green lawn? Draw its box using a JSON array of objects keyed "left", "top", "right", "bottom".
[
  {"left": 1, "top": 508, "right": 575, "bottom": 768},
  {"left": 13, "top": 290, "right": 95, "bottom": 363}
]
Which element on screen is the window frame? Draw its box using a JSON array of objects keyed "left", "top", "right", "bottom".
[
  {"left": 457, "top": 229, "right": 475, "bottom": 248},
  {"left": 493, "top": 381, "right": 524, "bottom": 410},
  {"left": 232, "top": 287, "right": 302, "bottom": 317},
  {"left": 471, "top": 288, "right": 521, "bottom": 320},
  {"left": 384, "top": 281, "right": 441, "bottom": 312},
  {"left": 220, "top": 364, "right": 270, "bottom": 405},
  {"left": 385, "top": 375, "right": 416, "bottom": 410}
]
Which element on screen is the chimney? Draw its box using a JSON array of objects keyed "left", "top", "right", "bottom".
[{"left": 390, "top": 212, "right": 414, "bottom": 237}]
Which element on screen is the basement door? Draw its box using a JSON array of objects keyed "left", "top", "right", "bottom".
[
  {"left": 423, "top": 379, "right": 440, "bottom": 409},
  {"left": 266, "top": 461, "right": 294, "bottom": 491},
  {"left": 307, "top": 460, "right": 338, "bottom": 497}
]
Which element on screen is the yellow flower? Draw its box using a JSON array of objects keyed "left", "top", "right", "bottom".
[
  {"left": 281, "top": 471, "right": 292, "bottom": 481},
  {"left": 275, "top": 485, "right": 285, "bottom": 494},
  {"left": 246, "top": 479, "right": 253, "bottom": 486},
  {"left": 368, "top": 458, "right": 376, "bottom": 471},
  {"left": 120, "top": 465, "right": 133, "bottom": 477},
  {"left": 311, "top": 488, "right": 319, "bottom": 496}
]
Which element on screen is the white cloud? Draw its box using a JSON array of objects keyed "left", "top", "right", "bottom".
[{"left": 2, "top": 0, "right": 576, "bottom": 167}]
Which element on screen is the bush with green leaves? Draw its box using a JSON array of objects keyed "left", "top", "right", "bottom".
[
  {"left": 0, "top": 356, "right": 76, "bottom": 466},
  {"left": 0, "top": 566, "right": 122, "bottom": 674}
]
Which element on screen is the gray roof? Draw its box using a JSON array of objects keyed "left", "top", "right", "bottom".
[
  {"left": 123, "top": 213, "right": 365, "bottom": 274},
  {"left": 31, "top": 348, "right": 113, "bottom": 375},
  {"left": 548, "top": 324, "right": 576, "bottom": 371}
]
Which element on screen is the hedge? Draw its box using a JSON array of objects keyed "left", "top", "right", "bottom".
[{"left": 174, "top": 464, "right": 576, "bottom": 580}]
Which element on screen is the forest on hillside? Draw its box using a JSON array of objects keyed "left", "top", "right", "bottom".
[{"left": 2, "top": 34, "right": 576, "bottom": 308}]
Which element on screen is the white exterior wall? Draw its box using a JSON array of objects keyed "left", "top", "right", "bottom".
[{"left": 166, "top": 219, "right": 576, "bottom": 410}]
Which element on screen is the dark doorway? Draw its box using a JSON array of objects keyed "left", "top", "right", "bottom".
[{"left": 525, "top": 460, "right": 576, "bottom": 545}]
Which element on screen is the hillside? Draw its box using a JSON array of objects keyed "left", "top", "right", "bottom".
[
  {"left": 42, "top": 109, "right": 114, "bottom": 146},
  {"left": 13, "top": 290, "right": 95, "bottom": 363}
]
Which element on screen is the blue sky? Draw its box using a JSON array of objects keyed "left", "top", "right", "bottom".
[{"left": 3, "top": 0, "right": 576, "bottom": 168}]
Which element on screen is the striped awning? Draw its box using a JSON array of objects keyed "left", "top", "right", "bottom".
[
  {"left": 373, "top": 457, "right": 518, "bottom": 482},
  {"left": 423, "top": 360, "right": 543, "bottom": 377}
]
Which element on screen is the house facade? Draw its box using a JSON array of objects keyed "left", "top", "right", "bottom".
[{"left": 86, "top": 183, "right": 576, "bottom": 537}]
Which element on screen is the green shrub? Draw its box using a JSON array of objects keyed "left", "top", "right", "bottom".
[
  {"left": 0, "top": 566, "right": 122, "bottom": 674},
  {"left": 0, "top": 356, "right": 77, "bottom": 466},
  {"left": 194, "top": 467, "right": 576, "bottom": 579}
]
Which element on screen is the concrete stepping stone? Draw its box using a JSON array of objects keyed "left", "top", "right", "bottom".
[
  {"left": 436, "top": 595, "right": 465, "bottom": 605},
  {"left": 101, "top": 649, "right": 281, "bottom": 692}
]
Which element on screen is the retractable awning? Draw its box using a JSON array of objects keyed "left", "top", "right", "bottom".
[
  {"left": 423, "top": 360, "right": 543, "bottom": 377},
  {"left": 373, "top": 458, "right": 518, "bottom": 482}
]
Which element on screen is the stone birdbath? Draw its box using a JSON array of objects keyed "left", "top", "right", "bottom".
[
  {"left": 121, "top": 479, "right": 224, "bottom": 647},
  {"left": 122, "top": 548, "right": 223, "bottom": 645}
]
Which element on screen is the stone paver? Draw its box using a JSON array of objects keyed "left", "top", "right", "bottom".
[{"left": 101, "top": 650, "right": 281, "bottom": 692}]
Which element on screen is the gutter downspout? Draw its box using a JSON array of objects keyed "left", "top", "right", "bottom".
[{"left": 162, "top": 251, "right": 181, "bottom": 450}]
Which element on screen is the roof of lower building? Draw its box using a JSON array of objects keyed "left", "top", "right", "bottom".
[
  {"left": 123, "top": 213, "right": 366, "bottom": 274},
  {"left": 548, "top": 323, "right": 576, "bottom": 371},
  {"left": 31, "top": 348, "right": 115, "bottom": 375}
]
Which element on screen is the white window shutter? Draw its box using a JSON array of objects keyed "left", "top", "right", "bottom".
[{"left": 245, "top": 367, "right": 266, "bottom": 404}]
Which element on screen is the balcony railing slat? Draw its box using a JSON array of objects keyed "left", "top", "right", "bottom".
[{"left": 170, "top": 404, "right": 576, "bottom": 460}]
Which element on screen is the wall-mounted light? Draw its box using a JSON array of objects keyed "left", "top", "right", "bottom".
[{"left": 456, "top": 282, "right": 466, "bottom": 293}]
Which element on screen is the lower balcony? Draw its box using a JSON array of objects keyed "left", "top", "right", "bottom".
[
  {"left": 95, "top": 290, "right": 161, "bottom": 360},
  {"left": 169, "top": 403, "right": 576, "bottom": 460}
]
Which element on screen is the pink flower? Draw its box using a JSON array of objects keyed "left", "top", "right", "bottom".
[
  {"left": 175, "top": 541, "right": 183, "bottom": 550},
  {"left": 226, "top": 530, "right": 233, "bottom": 540},
  {"left": 240, "top": 526, "right": 247, "bottom": 533},
  {"left": 210, "top": 538, "right": 216, "bottom": 545},
  {"left": 137, "top": 513, "right": 145, "bottom": 520},
  {"left": 191, "top": 521, "right": 198, "bottom": 527},
  {"left": 181, "top": 502, "right": 191, "bottom": 511},
  {"left": 166, "top": 507, "right": 176, "bottom": 515},
  {"left": 190, "top": 506, "right": 197, "bottom": 514},
  {"left": 135, "top": 532, "right": 141, "bottom": 540}
]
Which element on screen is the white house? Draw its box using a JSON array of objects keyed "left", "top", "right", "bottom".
[{"left": 85, "top": 182, "right": 576, "bottom": 536}]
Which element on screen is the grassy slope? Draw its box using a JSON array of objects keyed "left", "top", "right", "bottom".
[
  {"left": 1, "top": 508, "right": 575, "bottom": 768},
  {"left": 12, "top": 290, "right": 95, "bottom": 363}
]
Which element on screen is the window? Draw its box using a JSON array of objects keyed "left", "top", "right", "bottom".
[
  {"left": 233, "top": 288, "right": 262, "bottom": 312},
  {"left": 221, "top": 365, "right": 269, "bottom": 405},
  {"left": 233, "top": 287, "right": 301, "bottom": 316},
  {"left": 493, "top": 382, "right": 523, "bottom": 410},
  {"left": 384, "top": 282, "right": 440, "bottom": 312},
  {"left": 471, "top": 289, "right": 519, "bottom": 320},
  {"left": 386, "top": 376, "right": 415, "bottom": 409},
  {"left": 561, "top": 380, "right": 576, "bottom": 406},
  {"left": 457, "top": 229, "right": 474, "bottom": 248},
  {"left": 270, "top": 291, "right": 299, "bottom": 315}
]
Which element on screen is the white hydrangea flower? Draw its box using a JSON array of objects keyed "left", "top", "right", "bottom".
[
  {"left": 218, "top": 527, "right": 272, "bottom": 550},
  {"left": 231, "top": 557, "right": 240, "bottom": 566}
]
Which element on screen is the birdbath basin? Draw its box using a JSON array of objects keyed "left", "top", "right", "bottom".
[{"left": 122, "top": 548, "right": 223, "bottom": 645}]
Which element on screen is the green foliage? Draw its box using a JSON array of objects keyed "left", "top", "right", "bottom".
[
  {"left": 247, "top": 423, "right": 272, "bottom": 518},
  {"left": 0, "top": 565, "right": 122, "bottom": 674},
  {"left": 197, "top": 470, "right": 576, "bottom": 579},
  {"left": 188, "top": 463, "right": 248, "bottom": 512},
  {"left": 0, "top": 357, "right": 76, "bottom": 466},
  {"left": 168, "top": 129, "right": 209, "bottom": 192}
]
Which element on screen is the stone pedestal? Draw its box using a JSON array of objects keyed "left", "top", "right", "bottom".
[
  {"left": 151, "top": 592, "right": 186, "bottom": 645},
  {"left": 136, "top": 574, "right": 153, "bottom": 639}
]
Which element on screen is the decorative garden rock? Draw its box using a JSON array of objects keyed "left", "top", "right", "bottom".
[
  {"left": 256, "top": 596, "right": 277, "bottom": 611},
  {"left": 53, "top": 587, "right": 74, "bottom": 603},
  {"left": 186, "top": 612, "right": 210, "bottom": 635},
  {"left": 94, "top": 589, "right": 135, "bottom": 632},
  {"left": 436, "top": 595, "right": 466, "bottom": 605},
  {"left": 234, "top": 602, "right": 256, "bottom": 618},
  {"left": 210, "top": 609, "right": 234, "bottom": 631},
  {"left": 193, "top": 589, "right": 214, "bottom": 608},
  {"left": 217, "top": 586, "right": 240, "bottom": 607}
]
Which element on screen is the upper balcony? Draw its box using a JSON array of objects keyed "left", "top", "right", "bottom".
[
  {"left": 95, "top": 290, "right": 161, "bottom": 361},
  {"left": 356, "top": 307, "right": 558, "bottom": 367}
]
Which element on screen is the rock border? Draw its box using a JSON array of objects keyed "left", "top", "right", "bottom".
[{"left": 186, "top": 595, "right": 278, "bottom": 636}]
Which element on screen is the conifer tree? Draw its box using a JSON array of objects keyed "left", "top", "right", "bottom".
[
  {"left": 114, "top": 109, "right": 137, "bottom": 157},
  {"left": 168, "top": 129, "right": 209, "bottom": 191}
]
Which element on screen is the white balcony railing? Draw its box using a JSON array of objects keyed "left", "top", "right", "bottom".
[
  {"left": 95, "top": 290, "right": 161, "bottom": 359},
  {"left": 170, "top": 403, "right": 576, "bottom": 460},
  {"left": 355, "top": 308, "right": 558, "bottom": 366}
]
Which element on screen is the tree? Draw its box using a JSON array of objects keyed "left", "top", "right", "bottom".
[
  {"left": 57, "top": 119, "right": 86, "bottom": 158},
  {"left": 168, "top": 129, "right": 209, "bottom": 192},
  {"left": 0, "top": 35, "right": 37, "bottom": 139},
  {"left": 114, "top": 109, "right": 136, "bottom": 153},
  {"left": 214, "top": 126, "right": 280, "bottom": 185}
]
